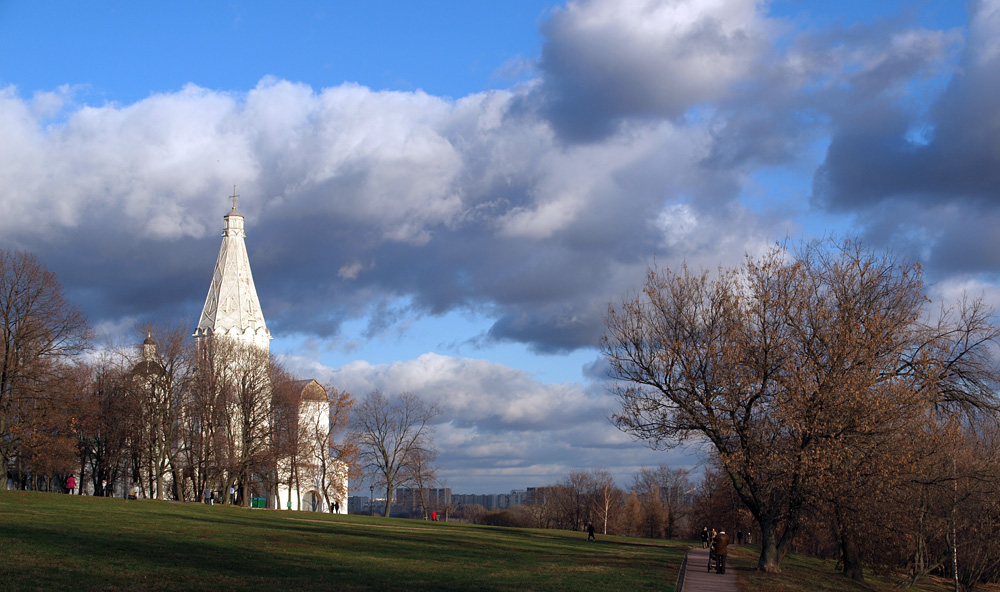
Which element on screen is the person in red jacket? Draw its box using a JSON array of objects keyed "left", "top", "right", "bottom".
[
  {"left": 65, "top": 475, "right": 76, "bottom": 495},
  {"left": 712, "top": 530, "right": 731, "bottom": 574}
]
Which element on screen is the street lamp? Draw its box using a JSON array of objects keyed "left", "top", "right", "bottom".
[{"left": 370, "top": 484, "right": 374, "bottom": 516}]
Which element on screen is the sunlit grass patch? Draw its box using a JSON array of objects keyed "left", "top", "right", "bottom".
[{"left": 0, "top": 490, "right": 686, "bottom": 592}]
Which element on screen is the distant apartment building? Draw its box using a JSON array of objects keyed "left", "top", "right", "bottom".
[
  {"left": 451, "top": 489, "right": 532, "bottom": 510},
  {"left": 394, "top": 487, "right": 452, "bottom": 517},
  {"left": 348, "top": 495, "right": 379, "bottom": 515}
]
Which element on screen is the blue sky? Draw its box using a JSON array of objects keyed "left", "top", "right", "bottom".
[
  {"left": 1, "top": 1, "right": 552, "bottom": 102},
  {"left": 2, "top": 0, "right": 998, "bottom": 494}
]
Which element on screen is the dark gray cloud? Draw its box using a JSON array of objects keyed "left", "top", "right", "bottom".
[
  {"left": 530, "top": 0, "right": 771, "bottom": 142},
  {"left": 811, "top": 0, "right": 998, "bottom": 276},
  {"left": 489, "top": 304, "right": 607, "bottom": 354}
]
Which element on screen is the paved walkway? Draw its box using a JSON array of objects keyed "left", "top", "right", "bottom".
[{"left": 677, "top": 547, "right": 738, "bottom": 592}]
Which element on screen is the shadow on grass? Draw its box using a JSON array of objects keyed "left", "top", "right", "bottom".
[{"left": 1, "top": 491, "right": 686, "bottom": 592}]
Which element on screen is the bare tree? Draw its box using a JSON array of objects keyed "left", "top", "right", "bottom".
[
  {"left": 952, "top": 424, "right": 1000, "bottom": 592},
  {"left": 403, "top": 445, "right": 439, "bottom": 519},
  {"left": 631, "top": 469, "right": 667, "bottom": 538},
  {"left": 590, "top": 469, "right": 621, "bottom": 535},
  {"left": 221, "top": 339, "right": 274, "bottom": 505},
  {"left": 0, "top": 250, "right": 91, "bottom": 473},
  {"left": 186, "top": 337, "right": 275, "bottom": 505},
  {"left": 689, "top": 465, "right": 746, "bottom": 542},
  {"left": 14, "top": 361, "right": 82, "bottom": 491},
  {"left": 604, "top": 239, "right": 1000, "bottom": 573},
  {"left": 322, "top": 387, "right": 358, "bottom": 511},
  {"left": 618, "top": 491, "right": 643, "bottom": 537},
  {"left": 180, "top": 342, "right": 228, "bottom": 500},
  {"left": 632, "top": 466, "right": 690, "bottom": 538},
  {"left": 554, "top": 471, "right": 596, "bottom": 531},
  {"left": 290, "top": 383, "right": 356, "bottom": 512},
  {"left": 126, "top": 324, "right": 194, "bottom": 500},
  {"left": 76, "top": 358, "right": 130, "bottom": 497},
  {"left": 270, "top": 368, "right": 304, "bottom": 509},
  {"left": 351, "top": 390, "right": 439, "bottom": 517},
  {"left": 523, "top": 486, "right": 558, "bottom": 529}
]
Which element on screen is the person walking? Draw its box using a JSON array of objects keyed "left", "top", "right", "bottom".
[
  {"left": 587, "top": 523, "right": 596, "bottom": 542},
  {"left": 65, "top": 475, "right": 76, "bottom": 494},
  {"left": 701, "top": 527, "right": 709, "bottom": 548},
  {"left": 712, "top": 529, "right": 731, "bottom": 574}
]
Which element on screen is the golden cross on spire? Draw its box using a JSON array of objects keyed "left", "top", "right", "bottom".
[{"left": 230, "top": 185, "right": 239, "bottom": 211}]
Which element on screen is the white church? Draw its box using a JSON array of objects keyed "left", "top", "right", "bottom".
[{"left": 192, "top": 191, "right": 348, "bottom": 513}]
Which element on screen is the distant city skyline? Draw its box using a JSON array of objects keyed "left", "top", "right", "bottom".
[
  {"left": 350, "top": 485, "right": 542, "bottom": 516},
  {"left": 1, "top": 0, "right": 997, "bottom": 493}
]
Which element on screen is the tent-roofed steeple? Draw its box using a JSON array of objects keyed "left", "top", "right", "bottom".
[{"left": 193, "top": 187, "right": 271, "bottom": 351}]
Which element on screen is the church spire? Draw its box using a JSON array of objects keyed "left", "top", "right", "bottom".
[{"left": 193, "top": 189, "right": 271, "bottom": 351}]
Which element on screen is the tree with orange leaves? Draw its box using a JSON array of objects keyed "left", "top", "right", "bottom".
[
  {"left": 604, "top": 239, "right": 1000, "bottom": 575},
  {"left": 0, "top": 250, "right": 91, "bottom": 478},
  {"left": 311, "top": 386, "right": 356, "bottom": 512}
]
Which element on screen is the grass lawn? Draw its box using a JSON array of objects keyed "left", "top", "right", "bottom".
[
  {"left": 10, "top": 490, "right": 993, "bottom": 592},
  {"left": 0, "top": 490, "right": 687, "bottom": 591},
  {"left": 731, "top": 545, "right": 1000, "bottom": 592}
]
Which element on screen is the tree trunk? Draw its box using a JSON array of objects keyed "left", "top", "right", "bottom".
[
  {"left": 156, "top": 470, "right": 165, "bottom": 500},
  {"left": 79, "top": 454, "right": 88, "bottom": 495},
  {"left": 840, "top": 528, "right": 865, "bottom": 581},
  {"left": 383, "top": 485, "right": 393, "bottom": 517},
  {"left": 177, "top": 468, "right": 187, "bottom": 501},
  {"left": 834, "top": 503, "right": 866, "bottom": 582},
  {"left": 757, "top": 517, "right": 782, "bottom": 572}
]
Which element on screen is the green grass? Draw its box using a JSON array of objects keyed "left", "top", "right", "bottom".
[
  {"left": 0, "top": 490, "right": 687, "bottom": 591},
  {"left": 13, "top": 490, "right": 987, "bottom": 592},
  {"left": 731, "top": 545, "right": 1000, "bottom": 592}
]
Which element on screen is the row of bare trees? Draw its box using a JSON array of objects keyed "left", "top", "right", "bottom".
[
  {"left": 459, "top": 466, "right": 691, "bottom": 539},
  {"left": 11, "top": 324, "right": 356, "bottom": 507},
  {"left": 603, "top": 239, "right": 1000, "bottom": 589},
  {"left": 1, "top": 249, "right": 356, "bottom": 506}
]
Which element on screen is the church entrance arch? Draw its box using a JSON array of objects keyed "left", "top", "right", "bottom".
[{"left": 303, "top": 491, "right": 323, "bottom": 512}]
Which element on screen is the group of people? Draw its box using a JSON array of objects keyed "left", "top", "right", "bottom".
[
  {"left": 203, "top": 487, "right": 236, "bottom": 505},
  {"left": 700, "top": 526, "right": 736, "bottom": 575},
  {"left": 63, "top": 475, "right": 139, "bottom": 499}
]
